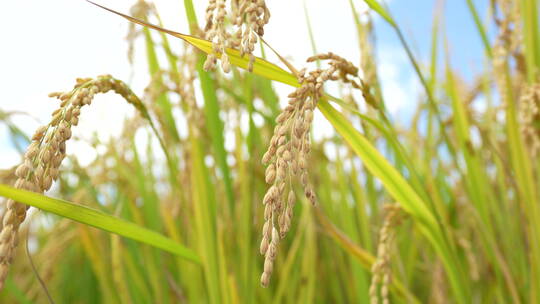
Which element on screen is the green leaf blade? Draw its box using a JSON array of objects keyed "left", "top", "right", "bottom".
[
  {"left": 0, "top": 184, "right": 201, "bottom": 264},
  {"left": 359, "top": 0, "right": 396, "bottom": 27}
]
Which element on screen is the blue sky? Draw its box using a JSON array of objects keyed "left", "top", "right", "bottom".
[
  {"left": 377, "top": 0, "right": 491, "bottom": 80},
  {"left": 367, "top": 0, "right": 493, "bottom": 125}
]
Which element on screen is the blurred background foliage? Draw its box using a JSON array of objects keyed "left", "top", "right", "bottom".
[{"left": 1, "top": 0, "right": 540, "bottom": 303}]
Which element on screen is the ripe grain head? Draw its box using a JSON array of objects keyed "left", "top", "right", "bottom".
[
  {"left": 259, "top": 52, "right": 360, "bottom": 287},
  {"left": 0, "top": 75, "right": 144, "bottom": 289}
]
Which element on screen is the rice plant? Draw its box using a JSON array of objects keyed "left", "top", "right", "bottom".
[{"left": 0, "top": 0, "right": 539, "bottom": 303}]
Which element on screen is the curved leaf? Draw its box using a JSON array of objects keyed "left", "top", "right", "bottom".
[
  {"left": 86, "top": 1, "right": 298, "bottom": 86},
  {"left": 359, "top": 0, "right": 396, "bottom": 27},
  {"left": 0, "top": 184, "right": 200, "bottom": 264}
]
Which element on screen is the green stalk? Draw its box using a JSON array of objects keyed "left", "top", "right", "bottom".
[{"left": 465, "top": 0, "right": 493, "bottom": 58}]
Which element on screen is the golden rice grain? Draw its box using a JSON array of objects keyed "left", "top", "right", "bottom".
[
  {"left": 369, "top": 204, "right": 404, "bottom": 304},
  {"left": 259, "top": 52, "right": 360, "bottom": 287},
  {"left": 0, "top": 75, "right": 144, "bottom": 290}
]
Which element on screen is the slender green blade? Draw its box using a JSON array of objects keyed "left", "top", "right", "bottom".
[
  {"left": 0, "top": 184, "right": 200, "bottom": 264},
  {"left": 198, "top": 59, "right": 235, "bottom": 212},
  {"left": 465, "top": 0, "right": 492, "bottom": 58},
  {"left": 87, "top": 1, "right": 298, "bottom": 87},
  {"left": 316, "top": 100, "right": 468, "bottom": 303},
  {"left": 359, "top": 0, "right": 396, "bottom": 27}
]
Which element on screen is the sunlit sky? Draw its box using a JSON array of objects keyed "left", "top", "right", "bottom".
[{"left": 0, "top": 0, "right": 490, "bottom": 169}]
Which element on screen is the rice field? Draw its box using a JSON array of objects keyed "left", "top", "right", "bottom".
[{"left": 1, "top": 0, "right": 539, "bottom": 303}]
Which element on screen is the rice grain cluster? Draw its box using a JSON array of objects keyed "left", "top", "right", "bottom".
[
  {"left": 203, "top": 0, "right": 270, "bottom": 72},
  {"left": 519, "top": 83, "right": 540, "bottom": 156},
  {"left": 259, "top": 52, "right": 360, "bottom": 287},
  {"left": 369, "top": 204, "right": 404, "bottom": 304},
  {"left": 0, "top": 75, "right": 141, "bottom": 289}
]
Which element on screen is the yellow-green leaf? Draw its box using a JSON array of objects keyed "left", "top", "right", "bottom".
[
  {"left": 360, "top": 0, "right": 396, "bottom": 27},
  {"left": 87, "top": 1, "right": 298, "bottom": 86},
  {"left": 0, "top": 184, "right": 200, "bottom": 264}
]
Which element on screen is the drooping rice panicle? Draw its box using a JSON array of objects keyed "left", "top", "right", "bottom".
[
  {"left": 260, "top": 53, "right": 360, "bottom": 287},
  {"left": 0, "top": 75, "right": 145, "bottom": 289}
]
